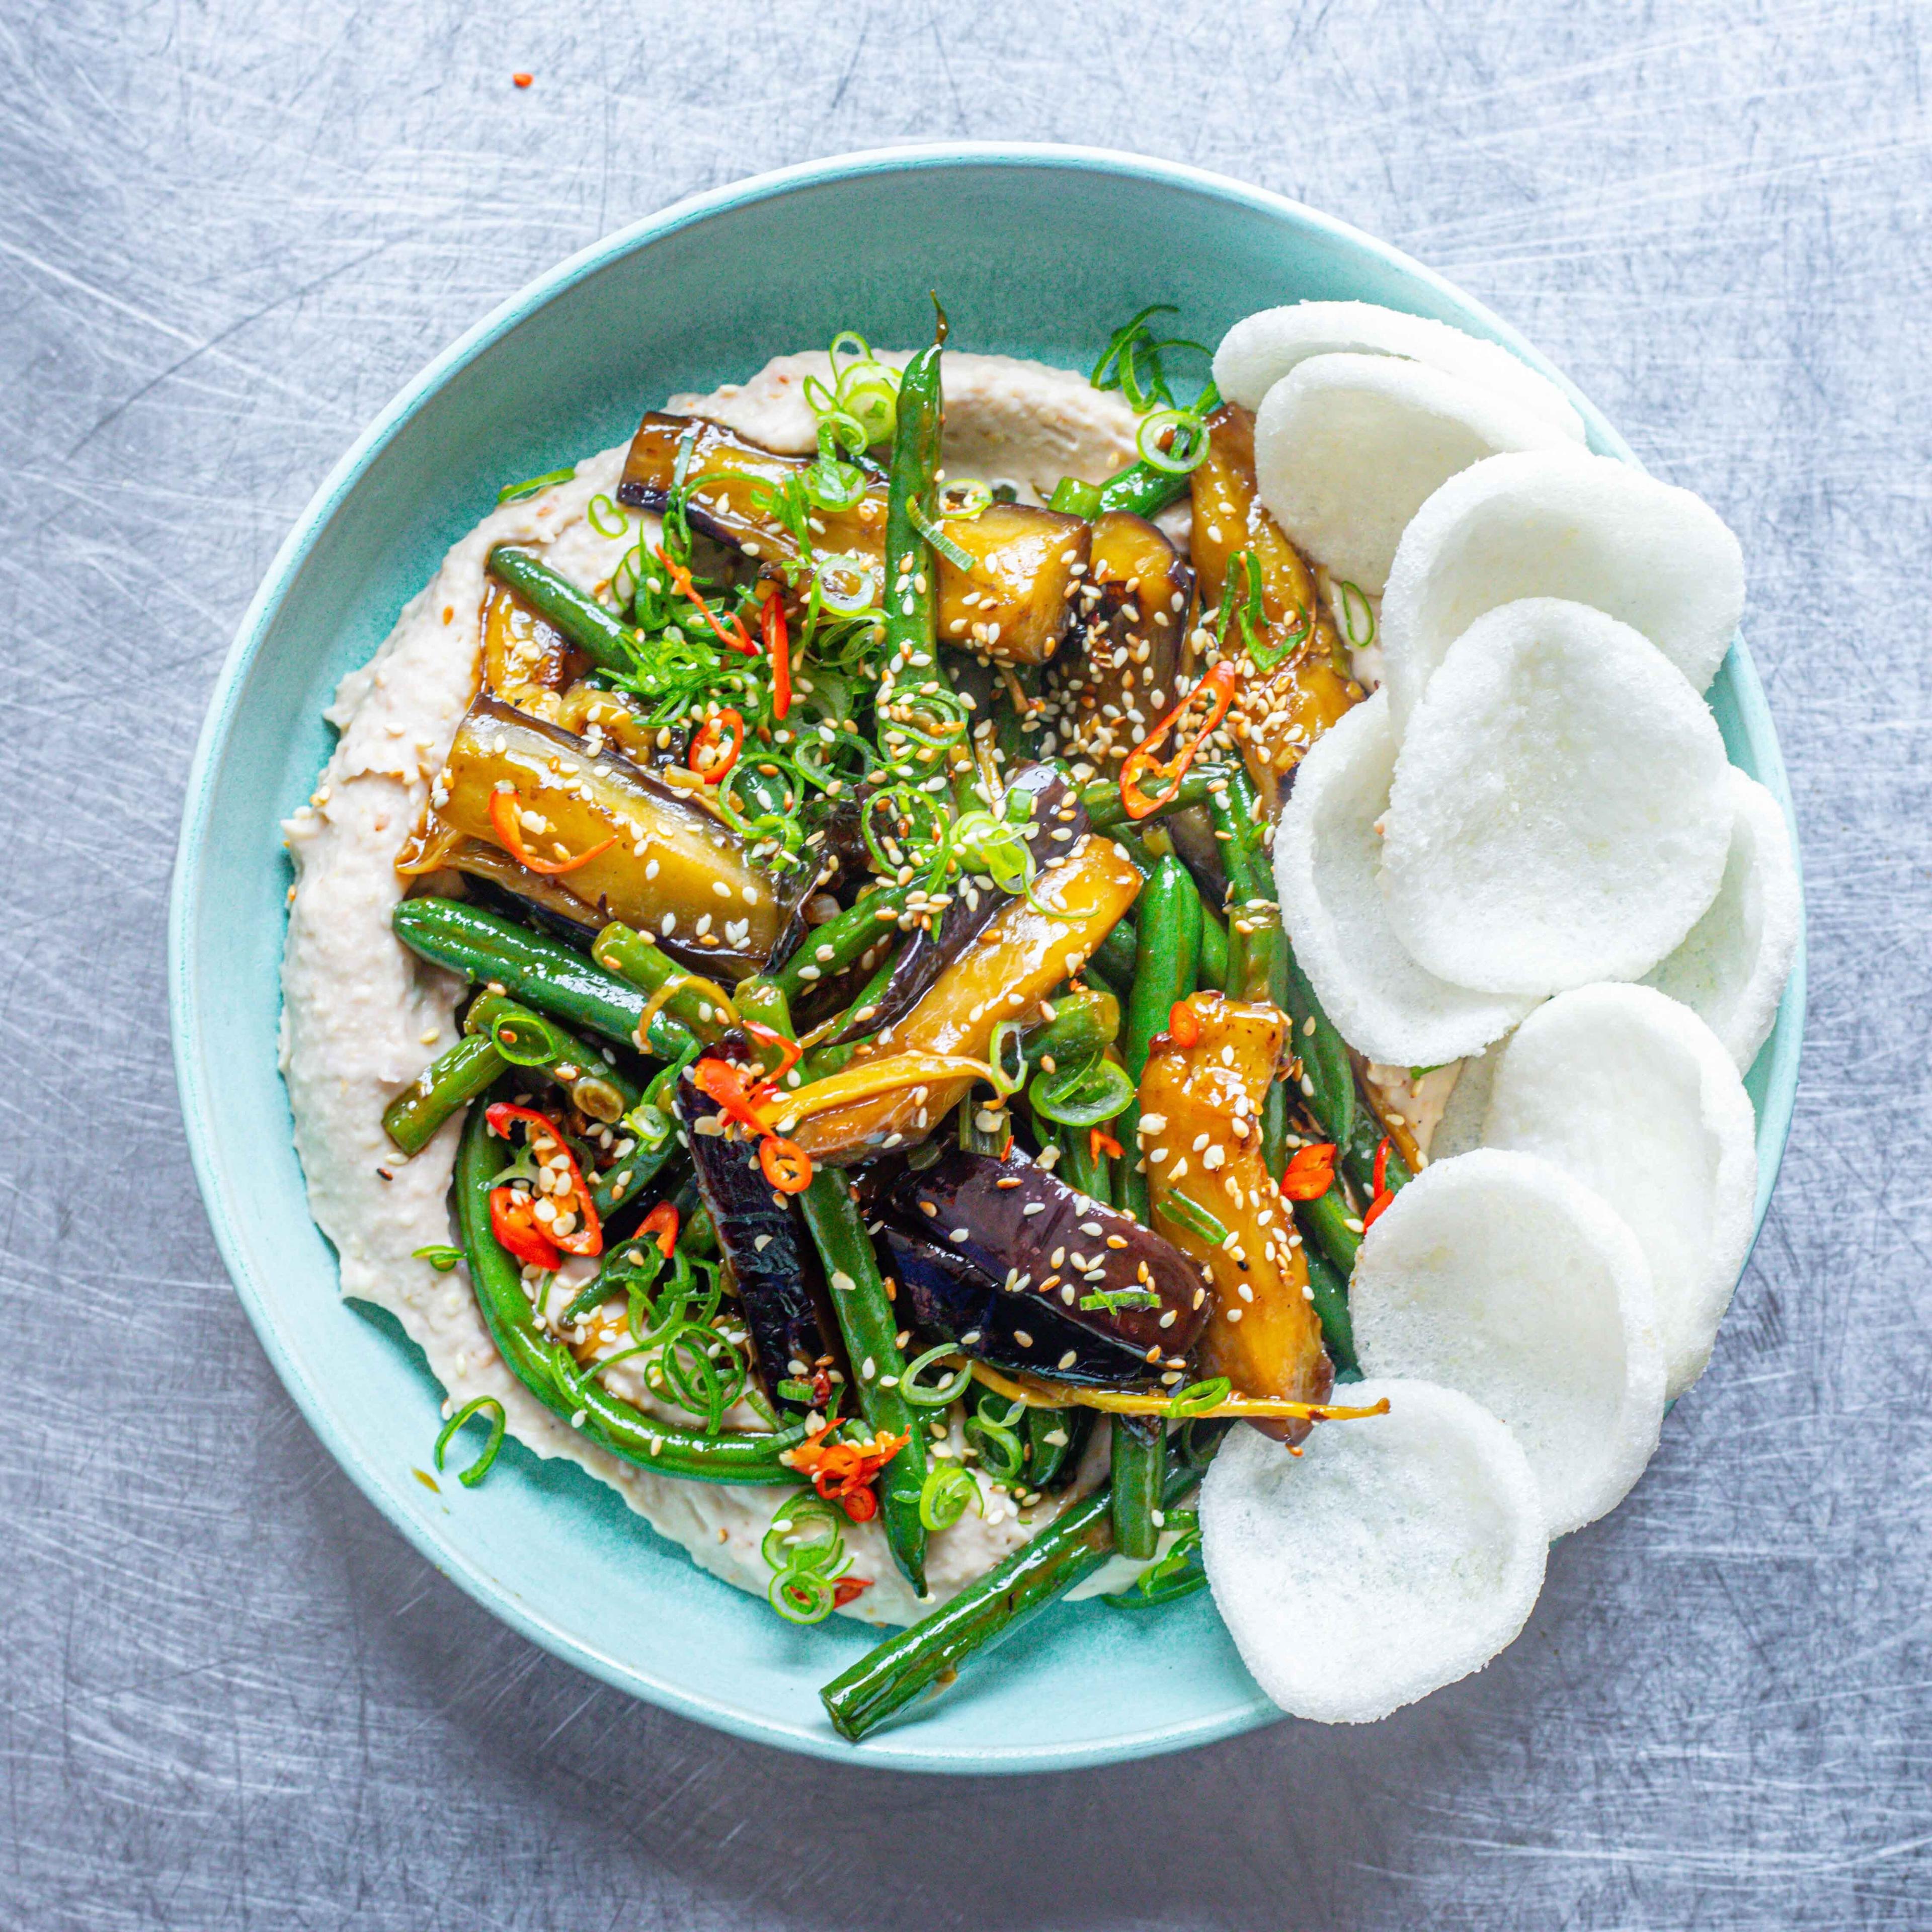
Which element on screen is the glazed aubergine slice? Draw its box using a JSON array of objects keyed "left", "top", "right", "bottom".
[
  {"left": 875, "top": 1150, "right": 1209, "bottom": 1385},
  {"left": 676, "top": 1058, "right": 842, "bottom": 1419},
  {"left": 400, "top": 693, "right": 812, "bottom": 982},
  {"left": 1052, "top": 510, "right": 1194, "bottom": 769},
  {"left": 617, "top": 412, "right": 1090, "bottom": 665},
  {"left": 831, "top": 762, "right": 1086, "bottom": 1042},
  {"left": 1190, "top": 404, "right": 1363, "bottom": 816}
]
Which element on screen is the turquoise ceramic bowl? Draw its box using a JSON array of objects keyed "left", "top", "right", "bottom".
[{"left": 170, "top": 144, "right": 1804, "bottom": 1774}]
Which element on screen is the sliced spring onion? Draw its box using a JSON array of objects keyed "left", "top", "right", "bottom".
[
  {"left": 496, "top": 467, "right": 575, "bottom": 505},
  {"left": 1028, "top": 1054, "right": 1135, "bottom": 1129},
  {"left": 769, "top": 1568, "right": 838, "bottom": 1625},
  {"left": 815, "top": 552, "right": 880, "bottom": 614},
  {"left": 900, "top": 1345, "right": 974, "bottom": 1409},
  {"left": 1135, "top": 408, "right": 1210, "bottom": 476},
  {"left": 938, "top": 478, "right": 993, "bottom": 518},
  {"left": 586, "top": 493, "right": 629, "bottom": 539},
  {"left": 412, "top": 1244, "right": 463, "bottom": 1273},
  {"left": 919, "top": 1462, "right": 982, "bottom": 1533},
  {"left": 1161, "top": 1187, "right": 1231, "bottom": 1247},
  {"left": 1165, "top": 1376, "right": 1233, "bottom": 1419},
  {"left": 1048, "top": 477, "right": 1104, "bottom": 519},
  {"left": 1335, "top": 579, "right": 1377, "bottom": 649},
  {"left": 433, "top": 1396, "right": 508, "bottom": 1488},
  {"left": 761, "top": 1494, "right": 848, "bottom": 1577},
  {"left": 906, "top": 496, "right": 978, "bottom": 574}
]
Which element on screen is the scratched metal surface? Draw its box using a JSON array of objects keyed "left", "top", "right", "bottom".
[{"left": 4, "top": 3, "right": 1928, "bottom": 1925}]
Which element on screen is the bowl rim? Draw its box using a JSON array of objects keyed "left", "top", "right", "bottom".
[{"left": 169, "top": 140, "right": 1806, "bottom": 1774}]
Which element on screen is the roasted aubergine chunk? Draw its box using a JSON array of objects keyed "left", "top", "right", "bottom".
[
  {"left": 1050, "top": 510, "right": 1193, "bottom": 768},
  {"left": 618, "top": 411, "right": 1088, "bottom": 665},
  {"left": 677, "top": 1055, "right": 842, "bottom": 1418},
  {"left": 877, "top": 1144, "right": 1205, "bottom": 1376},
  {"left": 400, "top": 693, "right": 810, "bottom": 982},
  {"left": 1190, "top": 404, "right": 1362, "bottom": 815},
  {"left": 833, "top": 762, "right": 1087, "bottom": 1042},
  {"left": 1140, "top": 991, "right": 1334, "bottom": 1440}
]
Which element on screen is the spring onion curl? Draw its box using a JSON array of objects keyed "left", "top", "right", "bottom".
[
  {"left": 964, "top": 1389, "right": 1028, "bottom": 1483},
  {"left": 968, "top": 1360, "right": 1393, "bottom": 1427},
  {"left": 1028, "top": 1054, "right": 1135, "bottom": 1129},
  {"left": 496, "top": 466, "right": 576, "bottom": 505},
  {"left": 900, "top": 1345, "right": 975, "bottom": 1408},
  {"left": 1135, "top": 407, "right": 1212, "bottom": 477},
  {"left": 586, "top": 492, "right": 630, "bottom": 540},
  {"left": 1335, "top": 579, "right": 1377, "bottom": 649},
  {"left": 1089, "top": 305, "right": 1212, "bottom": 414},
  {"left": 413, "top": 1243, "right": 464, "bottom": 1273},
  {"left": 763, "top": 1494, "right": 856, "bottom": 1626},
  {"left": 434, "top": 1396, "right": 509, "bottom": 1488},
  {"left": 803, "top": 329, "right": 903, "bottom": 448},
  {"left": 919, "top": 1462, "right": 982, "bottom": 1532}
]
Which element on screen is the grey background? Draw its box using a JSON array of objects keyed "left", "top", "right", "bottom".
[{"left": 4, "top": 2, "right": 1927, "bottom": 1926}]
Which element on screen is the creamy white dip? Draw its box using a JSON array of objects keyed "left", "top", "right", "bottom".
[{"left": 280, "top": 354, "right": 1145, "bottom": 1626}]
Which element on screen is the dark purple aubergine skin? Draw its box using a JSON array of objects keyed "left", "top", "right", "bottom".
[
  {"left": 879, "top": 1227, "right": 1156, "bottom": 1387},
  {"left": 676, "top": 1066, "right": 840, "bottom": 1417},
  {"left": 830, "top": 763, "right": 1086, "bottom": 1043},
  {"left": 878, "top": 1151, "right": 1209, "bottom": 1372}
]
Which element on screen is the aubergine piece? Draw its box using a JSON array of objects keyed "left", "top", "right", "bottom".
[
  {"left": 676, "top": 1058, "right": 842, "bottom": 1417},
  {"left": 619, "top": 412, "right": 1089, "bottom": 666},
  {"left": 934, "top": 502, "right": 1089, "bottom": 666},
  {"left": 618, "top": 413, "right": 890, "bottom": 565},
  {"left": 880, "top": 1227, "right": 1152, "bottom": 1388},
  {"left": 1048, "top": 511, "right": 1194, "bottom": 770},
  {"left": 830, "top": 762, "right": 1086, "bottom": 1042},
  {"left": 1191, "top": 405, "right": 1362, "bottom": 816},
  {"left": 877, "top": 1150, "right": 1209, "bottom": 1384},
  {"left": 404, "top": 693, "right": 810, "bottom": 982}
]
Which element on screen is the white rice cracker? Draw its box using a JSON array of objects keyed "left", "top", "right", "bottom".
[
  {"left": 1351, "top": 1149, "right": 1666, "bottom": 1536},
  {"left": 1483, "top": 984, "right": 1758, "bottom": 1398},
  {"left": 1380, "top": 449, "right": 1746, "bottom": 734},
  {"left": 1643, "top": 768, "right": 1802, "bottom": 1073},
  {"left": 1200, "top": 1380, "right": 1546, "bottom": 1724},
  {"left": 1378, "top": 598, "right": 1731, "bottom": 995},
  {"left": 1215, "top": 300, "right": 1585, "bottom": 443},
  {"left": 1274, "top": 690, "right": 1537, "bottom": 1066},
  {"left": 1253, "top": 354, "right": 1575, "bottom": 595}
]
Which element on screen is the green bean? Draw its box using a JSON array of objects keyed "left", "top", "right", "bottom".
[
  {"left": 382, "top": 1033, "right": 505, "bottom": 1156},
  {"left": 1116, "top": 855, "right": 1201, "bottom": 1226},
  {"left": 1304, "top": 1245, "right": 1357, "bottom": 1374},
  {"left": 486, "top": 545, "right": 638, "bottom": 674},
  {"left": 879, "top": 306, "right": 956, "bottom": 711},
  {"left": 796, "top": 1171, "right": 928, "bottom": 1595},
  {"left": 392, "top": 898, "right": 695, "bottom": 1058},
  {"left": 1107, "top": 826, "right": 1160, "bottom": 879},
  {"left": 732, "top": 979, "right": 794, "bottom": 1040},
  {"left": 463, "top": 991, "right": 642, "bottom": 1120},
  {"left": 1092, "top": 917, "right": 1139, "bottom": 986},
  {"left": 1296, "top": 1186, "right": 1361, "bottom": 1279},
  {"left": 1058, "top": 1120, "right": 1111, "bottom": 1208},
  {"left": 1093, "top": 379, "right": 1220, "bottom": 520},
  {"left": 1343, "top": 1102, "right": 1414, "bottom": 1203},
  {"left": 1080, "top": 762, "right": 1234, "bottom": 833},
  {"left": 1021, "top": 987, "right": 1120, "bottom": 1069},
  {"left": 767, "top": 888, "right": 909, "bottom": 1003},
  {"left": 589, "top": 1045, "right": 695, "bottom": 1221},
  {"left": 1109, "top": 1414, "right": 1164, "bottom": 1560},
  {"left": 591, "top": 923, "right": 734, "bottom": 1043},
  {"left": 820, "top": 1437, "right": 1209, "bottom": 1742},
  {"left": 1029, "top": 1402, "right": 1093, "bottom": 1490},
  {"left": 1197, "top": 902, "right": 1229, "bottom": 992},
  {"left": 455, "top": 1100, "right": 803, "bottom": 1481},
  {"left": 1205, "top": 769, "right": 1355, "bottom": 1149},
  {"left": 1282, "top": 949, "right": 1355, "bottom": 1151}
]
